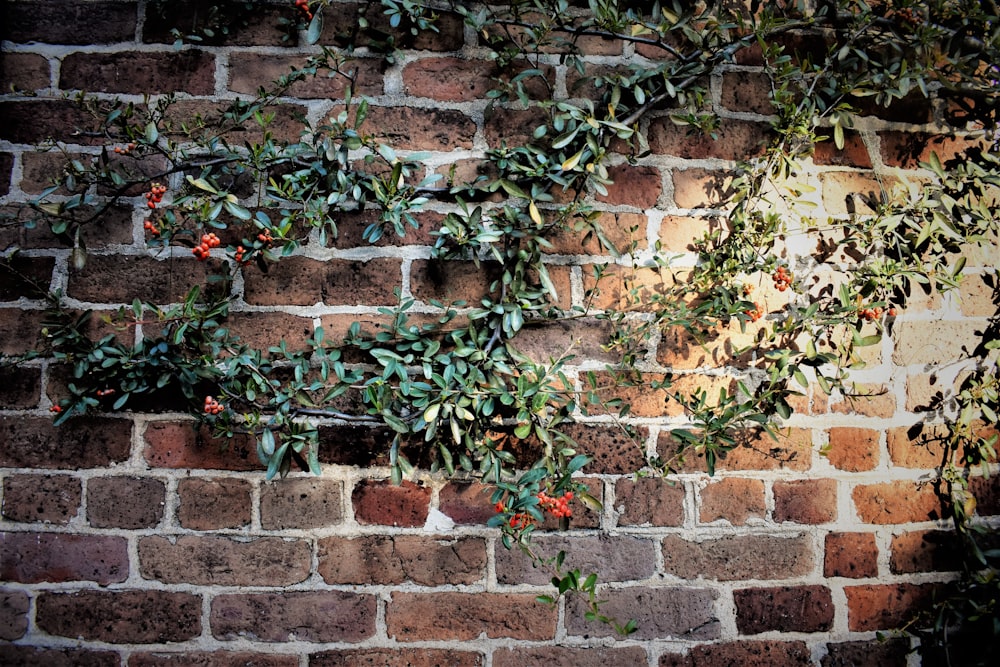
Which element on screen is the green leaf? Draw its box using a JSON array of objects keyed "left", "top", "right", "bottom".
[{"left": 306, "top": 10, "right": 324, "bottom": 44}]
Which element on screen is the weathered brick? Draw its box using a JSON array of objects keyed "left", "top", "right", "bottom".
[
  {"left": 68, "top": 255, "right": 225, "bottom": 304},
  {"left": 176, "top": 477, "right": 252, "bottom": 530},
  {"left": 3, "top": 1, "right": 138, "bottom": 44},
  {"left": 566, "top": 586, "right": 719, "bottom": 640},
  {"left": 957, "top": 272, "right": 998, "bottom": 317},
  {"left": 483, "top": 107, "right": 549, "bottom": 149},
  {"left": 0, "top": 365, "right": 40, "bottom": 409},
  {"left": 596, "top": 163, "right": 663, "bottom": 208},
  {"left": 318, "top": 535, "right": 486, "bottom": 585},
  {"left": 824, "top": 532, "right": 878, "bottom": 578},
  {"left": 662, "top": 640, "right": 813, "bottom": 666},
  {"left": 362, "top": 105, "right": 475, "bottom": 151},
  {"left": 60, "top": 51, "right": 216, "bottom": 95},
  {"left": 0, "top": 153, "right": 11, "bottom": 196},
  {"left": 969, "top": 473, "right": 1000, "bottom": 516},
  {"left": 658, "top": 214, "right": 719, "bottom": 254},
  {"left": 129, "top": 652, "right": 298, "bottom": 667},
  {"left": 852, "top": 480, "right": 943, "bottom": 524},
  {"left": 243, "top": 257, "right": 400, "bottom": 306},
  {"left": 87, "top": 476, "right": 165, "bottom": 529},
  {"left": 0, "top": 53, "right": 50, "bottom": 93},
  {"left": 144, "top": 421, "right": 262, "bottom": 471},
  {"left": 352, "top": 479, "right": 431, "bottom": 527},
  {"left": 662, "top": 534, "right": 814, "bottom": 580},
  {"left": 672, "top": 168, "right": 737, "bottom": 208},
  {"left": 0, "top": 646, "right": 118, "bottom": 667},
  {"left": 387, "top": 592, "right": 556, "bottom": 641},
  {"left": 551, "top": 422, "right": 647, "bottom": 475},
  {"left": 830, "top": 383, "right": 895, "bottom": 418},
  {"left": 699, "top": 477, "right": 765, "bottom": 525},
  {"left": 1, "top": 201, "right": 133, "bottom": 248},
  {"left": 773, "top": 478, "right": 837, "bottom": 524},
  {"left": 497, "top": 534, "right": 657, "bottom": 585},
  {"left": 845, "top": 583, "right": 937, "bottom": 631},
  {"left": 230, "top": 54, "right": 383, "bottom": 98},
  {"left": 615, "top": 477, "right": 686, "bottom": 527},
  {"left": 410, "top": 258, "right": 502, "bottom": 306},
  {"left": 649, "top": 119, "right": 770, "bottom": 160},
  {"left": 494, "top": 646, "right": 647, "bottom": 667},
  {"left": 167, "top": 99, "right": 307, "bottom": 145},
  {"left": 260, "top": 477, "right": 343, "bottom": 529},
  {"left": 0, "top": 416, "right": 131, "bottom": 468},
  {"left": 312, "top": 649, "right": 484, "bottom": 667},
  {"left": 819, "top": 171, "right": 892, "bottom": 215},
  {"left": 546, "top": 211, "right": 647, "bottom": 255},
  {"left": 37, "top": 590, "right": 202, "bottom": 643},
  {"left": 821, "top": 638, "right": 910, "bottom": 667},
  {"left": 139, "top": 535, "right": 311, "bottom": 586},
  {"left": 720, "top": 71, "right": 773, "bottom": 114},
  {"left": 734, "top": 585, "right": 834, "bottom": 634},
  {"left": 894, "top": 319, "right": 985, "bottom": 366},
  {"left": 511, "top": 318, "right": 617, "bottom": 365},
  {"left": 211, "top": 591, "right": 376, "bottom": 642},
  {"left": 826, "top": 426, "right": 880, "bottom": 472},
  {"left": 402, "top": 57, "right": 498, "bottom": 102},
  {"left": 0, "top": 531, "right": 127, "bottom": 584},
  {"left": 890, "top": 529, "right": 963, "bottom": 574},
  {"left": 0, "top": 590, "right": 29, "bottom": 640}
]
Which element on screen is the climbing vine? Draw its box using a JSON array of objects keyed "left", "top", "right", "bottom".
[{"left": 4, "top": 0, "right": 999, "bottom": 650}]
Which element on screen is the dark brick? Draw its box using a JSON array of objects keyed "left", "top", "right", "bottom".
[
  {"left": 494, "top": 646, "right": 647, "bottom": 667},
  {"left": 496, "top": 534, "right": 657, "bottom": 585},
  {"left": 556, "top": 422, "right": 648, "bottom": 475},
  {"left": 143, "top": 1, "right": 294, "bottom": 46},
  {"left": 735, "top": 585, "right": 834, "bottom": 634},
  {"left": 260, "top": 477, "right": 344, "bottom": 529},
  {"left": 87, "top": 476, "right": 165, "bottom": 529},
  {"left": 0, "top": 416, "right": 131, "bottom": 468},
  {"left": 0, "top": 309, "right": 45, "bottom": 355},
  {"left": 211, "top": 591, "right": 376, "bottom": 642},
  {"left": 311, "top": 649, "right": 483, "bottom": 667},
  {"left": 176, "top": 477, "right": 251, "bottom": 530},
  {"left": 318, "top": 535, "right": 486, "bottom": 586},
  {"left": 0, "top": 53, "right": 50, "bottom": 93},
  {"left": 0, "top": 590, "right": 29, "bottom": 640},
  {"left": 0, "top": 255, "right": 53, "bottom": 301},
  {"left": 567, "top": 587, "right": 719, "bottom": 640},
  {"left": 662, "top": 534, "right": 814, "bottom": 581},
  {"left": 0, "top": 153, "right": 11, "bottom": 196},
  {"left": 0, "top": 646, "right": 118, "bottom": 667},
  {"left": 37, "top": 590, "right": 202, "bottom": 643},
  {"left": 615, "top": 477, "right": 686, "bottom": 527},
  {"left": 60, "top": 51, "right": 216, "bottom": 95},
  {"left": 318, "top": 424, "right": 396, "bottom": 467},
  {"left": 773, "top": 478, "right": 838, "bottom": 524},
  {"left": 0, "top": 100, "right": 107, "bottom": 145},
  {"left": 822, "top": 638, "right": 910, "bottom": 667},
  {"left": 0, "top": 531, "right": 127, "bottom": 584},
  {"left": 596, "top": 163, "right": 663, "bottom": 208},
  {"left": 889, "top": 529, "right": 963, "bottom": 574},
  {"left": 649, "top": 118, "right": 771, "bottom": 160},
  {"left": 129, "top": 653, "right": 298, "bottom": 667},
  {"left": 363, "top": 106, "right": 476, "bottom": 151},
  {"left": 0, "top": 365, "right": 40, "bottom": 408},
  {"left": 139, "top": 535, "right": 311, "bottom": 586},
  {"left": 387, "top": 592, "right": 556, "bottom": 641},
  {"left": 663, "top": 640, "right": 813, "bottom": 666},
  {"left": 3, "top": 1, "right": 137, "bottom": 44},
  {"left": 68, "top": 255, "right": 225, "bottom": 305},
  {"left": 243, "top": 257, "right": 401, "bottom": 307},
  {"left": 352, "top": 479, "right": 430, "bottom": 527}
]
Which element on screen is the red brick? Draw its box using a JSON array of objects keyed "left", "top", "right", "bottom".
[
  {"left": 887, "top": 423, "right": 952, "bottom": 468},
  {"left": 830, "top": 383, "right": 895, "bottom": 418},
  {"left": 596, "top": 163, "right": 663, "bottom": 208},
  {"left": 0, "top": 531, "right": 127, "bottom": 584},
  {"left": 890, "top": 529, "right": 963, "bottom": 574},
  {"left": 4, "top": 1, "right": 137, "bottom": 44},
  {"left": 845, "top": 583, "right": 937, "bottom": 631},
  {"left": 387, "top": 592, "right": 556, "bottom": 641},
  {"left": 822, "top": 638, "right": 910, "bottom": 667},
  {"left": 87, "top": 476, "right": 165, "bottom": 529},
  {"left": 167, "top": 99, "right": 307, "bottom": 145},
  {"left": 211, "top": 591, "right": 376, "bottom": 642},
  {"left": 852, "top": 480, "right": 943, "bottom": 524},
  {"left": 699, "top": 477, "right": 765, "bottom": 525},
  {"left": 60, "top": 51, "right": 216, "bottom": 95},
  {"left": 497, "top": 534, "right": 657, "bottom": 585},
  {"left": 243, "top": 257, "right": 400, "bottom": 306},
  {"left": 0, "top": 590, "right": 29, "bottom": 640},
  {"left": 438, "top": 481, "right": 496, "bottom": 525},
  {"left": 230, "top": 54, "right": 383, "bottom": 98},
  {"left": 826, "top": 427, "right": 880, "bottom": 472},
  {"left": 663, "top": 640, "right": 813, "bottom": 667},
  {"left": 129, "top": 653, "right": 298, "bottom": 667},
  {"left": 139, "top": 535, "right": 311, "bottom": 586},
  {"left": 494, "top": 646, "right": 647, "bottom": 667},
  {"left": 735, "top": 585, "right": 834, "bottom": 634},
  {"left": 0, "top": 646, "right": 118, "bottom": 667},
  {"left": 37, "top": 590, "right": 201, "bottom": 643},
  {"left": 773, "top": 478, "right": 837, "bottom": 524},
  {"left": 0, "top": 53, "right": 50, "bottom": 92},
  {"left": 176, "top": 477, "right": 251, "bottom": 530},
  {"left": 879, "top": 131, "right": 989, "bottom": 169},
  {"left": 260, "top": 477, "right": 344, "bottom": 529},
  {"left": 143, "top": 421, "right": 263, "bottom": 471},
  {"left": 969, "top": 473, "right": 1000, "bottom": 516},
  {"left": 0, "top": 416, "right": 131, "bottom": 468},
  {"left": 352, "top": 479, "right": 430, "bottom": 527},
  {"left": 662, "top": 534, "right": 814, "bottom": 580},
  {"left": 410, "top": 258, "right": 502, "bottom": 305},
  {"left": 812, "top": 128, "right": 873, "bottom": 167},
  {"left": 720, "top": 71, "right": 773, "bottom": 115},
  {"left": 483, "top": 107, "right": 549, "bottom": 148},
  {"left": 402, "top": 57, "right": 498, "bottom": 102},
  {"left": 650, "top": 119, "right": 770, "bottom": 160},
  {"left": 824, "top": 532, "right": 878, "bottom": 578},
  {"left": 672, "top": 168, "right": 738, "bottom": 208},
  {"left": 312, "top": 649, "right": 484, "bottom": 667},
  {"left": 615, "top": 477, "right": 686, "bottom": 527},
  {"left": 318, "top": 535, "right": 486, "bottom": 585},
  {"left": 363, "top": 105, "right": 475, "bottom": 151},
  {"left": 68, "top": 255, "right": 225, "bottom": 304},
  {"left": 545, "top": 211, "right": 647, "bottom": 255}
]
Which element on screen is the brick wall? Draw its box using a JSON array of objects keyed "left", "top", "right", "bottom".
[{"left": 0, "top": 1, "right": 996, "bottom": 665}]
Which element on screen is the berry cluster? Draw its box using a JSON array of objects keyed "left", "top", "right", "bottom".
[
  {"left": 772, "top": 266, "right": 792, "bottom": 292},
  {"left": 257, "top": 229, "right": 274, "bottom": 245},
  {"left": 294, "top": 0, "right": 313, "bottom": 20},
  {"left": 892, "top": 7, "right": 921, "bottom": 27},
  {"left": 745, "top": 302, "right": 764, "bottom": 322},
  {"left": 203, "top": 396, "right": 225, "bottom": 415},
  {"left": 145, "top": 183, "right": 167, "bottom": 210},
  {"left": 113, "top": 142, "right": 137, "bottom": 155},
  {"left": 192, "top": 233, "right": 221, "bottom": 260},
  {"left": 143, "top": 220, "right": 160, "bottom": 236},
  {"left": 95, "top": 388, "right": 116, "bottom": 398},
  {"left": 234, "top": 245, "right": 247, "bottom": 263},
  {"left": 49, "top": 405, "right": 63, "bottom": 414},
  {"left": 859, "top": 305, "right": 897, "bottom": 322},
  {"left": 537, "top": 490, "right": 574, "bottom": 519}
]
